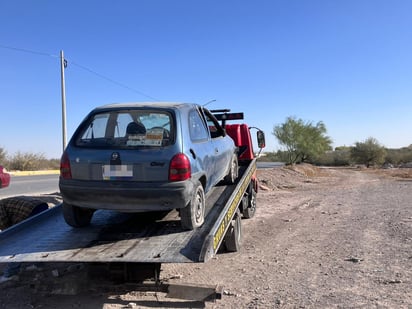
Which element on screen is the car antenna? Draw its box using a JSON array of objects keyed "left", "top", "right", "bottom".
[{"left": 203, "top": 99, "right": 216, "bottom": 107}]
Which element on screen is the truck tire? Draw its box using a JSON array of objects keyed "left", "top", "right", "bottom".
[
  {"left": 223, "top": 154, "right": 238, "bottom": 184},
  {"left": 180, "top": 182, "right": 205, "bottom": 230},
  {"left": 243, "top": 185, "right": 257, "bottom": 219},
  {"left": 224, "top": 209, "right": 242, "bottom": 252},
  {"left": 62, "top": 203, "right": 94, "bottom": 227}
]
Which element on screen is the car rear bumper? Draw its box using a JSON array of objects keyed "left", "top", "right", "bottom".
[{"left": 59, "top": 179, "right": 195, "bottom": 212}]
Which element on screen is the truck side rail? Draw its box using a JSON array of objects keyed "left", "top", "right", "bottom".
[{"left": 200, "top": 158, "right": 256, "bottom": 262}]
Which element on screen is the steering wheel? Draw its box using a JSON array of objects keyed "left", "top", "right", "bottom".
[{"left": 150, "top": 127, "right": 170, "bottom": 139}]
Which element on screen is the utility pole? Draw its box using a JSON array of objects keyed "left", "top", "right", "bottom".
[{"left": 60, "top": 50, "right": 67, "bottom": 152}]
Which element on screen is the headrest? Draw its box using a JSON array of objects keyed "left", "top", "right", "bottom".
[{"left": 126, "top": 122, "right": 146, "bottom": 135}]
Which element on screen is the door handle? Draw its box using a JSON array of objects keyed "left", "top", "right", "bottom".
[{"left": 190, "top": 148, "right": 197, "bottom": 159}]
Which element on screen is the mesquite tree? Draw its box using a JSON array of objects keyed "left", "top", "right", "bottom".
[{"left": 273, "top": 116, "right": 332, "bottom": 164}]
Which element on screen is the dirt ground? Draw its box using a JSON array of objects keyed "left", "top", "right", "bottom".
[{"left": 1, "top": 165, "right": 411, "bottom": 308}]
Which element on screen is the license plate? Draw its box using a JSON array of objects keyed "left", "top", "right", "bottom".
[{"left": 102, "top": 165, "right": 133, "bottom": 180}]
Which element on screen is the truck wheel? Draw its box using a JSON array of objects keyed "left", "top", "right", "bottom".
[
  {"left": 224, "top": 154, "right": 238, "bottom": 184},
  {"left": 180, "top": 182, "right": 205, "bottom": 230},
  {"left": 224, "top": 209, "right": 242, "bottom": 252},
  {"left": 243, "top": 186, "right": 257, "bottom": 219},
  {"left": 62, "top": 203, "right": 94, "bottom": 227}
]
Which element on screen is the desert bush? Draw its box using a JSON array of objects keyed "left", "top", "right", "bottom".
[
  {"left": 385, "top": 147, "right": 412, "bottom": 165},
  {"left": 7, "top": 152, "right": 59, "bottom": 171},
  {"left": 257, "top": 151, "right": 282, "bottom": 162},
  {"left": 314, "top": 148, "right": 351, "bottom": 166},
  {"left": 351, "top": 137, "right": 386, "bottom": 167},
  {"left": 0, "top": 147, "right": 7, "bottom": 164}
]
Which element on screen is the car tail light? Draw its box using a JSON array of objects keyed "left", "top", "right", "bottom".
[
  {"left": 169, "top": 153, "right": 191, "bottom": 181},
  {"left": 60, "top": 152, "right": 72, "bottom": 179}
]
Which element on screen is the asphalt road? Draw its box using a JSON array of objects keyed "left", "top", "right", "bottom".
[
  {"left": 257, "top": 161, "right": 284, "bottom": 169},
  {"left": 0, "top": 174, "right": 59, "bottom": 199}
]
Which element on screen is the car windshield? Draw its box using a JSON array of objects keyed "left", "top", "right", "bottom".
[{"left": 75, "top": 110, "right": 174, "bottom": 148}]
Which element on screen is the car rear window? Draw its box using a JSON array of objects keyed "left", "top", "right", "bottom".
[{"left": 74, "top": 110, "right": 174, "bottom": 148}]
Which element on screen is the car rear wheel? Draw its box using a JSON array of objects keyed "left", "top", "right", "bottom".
[
  {"left": 180, "top": 181, "right": 205, "bottom": 230},
  {"left": 224, "top": 154, "right": 238, "bottom": 184},
  {"left": 63, "top": 203, "right": 94, "bottom": 227}
]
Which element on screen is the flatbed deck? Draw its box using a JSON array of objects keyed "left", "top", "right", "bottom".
[{"left": 0, "top": 160, "right": 256, "bottom": 264}]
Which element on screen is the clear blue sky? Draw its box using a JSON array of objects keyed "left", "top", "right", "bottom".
[{"left": 1, "top": 0, "right": 411, "bottom": 159}]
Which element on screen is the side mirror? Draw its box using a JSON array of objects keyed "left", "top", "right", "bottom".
[{"left": 257, "top": 130, "right": 266, "bottom": 149}]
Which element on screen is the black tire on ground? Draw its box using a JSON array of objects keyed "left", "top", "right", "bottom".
[
  {"left": 242, "top": 185, "right": 257, "bottom": 219},
  {"left": 180, "top": 181, "right": 205, "bottom": 230},
  {"left": 223, "top": 154, "right": 239, "bottom": 184},
  {"left": 224, "top": 209, "right": 242, "bottom": 252},
  {"left": 62, "top": 203, "right": 94, "bottom": 227}
]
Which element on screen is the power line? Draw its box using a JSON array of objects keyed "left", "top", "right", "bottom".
[
  {"left": 0, "top": 43, "right": 58, "bottom": 58},
  {"left": 0, "top": 44, "right": 159, "bottom": 101},
  {"left": 69, "top": 60, "right": 159, "bottom": 101}
]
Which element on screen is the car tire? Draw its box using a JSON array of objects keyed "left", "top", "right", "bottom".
[
  {"left": 242, "top": 185, "right": 257, "bottom": 219},
  {"left": 62, "top": 203, "right": 94, "bottom": 227},
  {"left": 180, "top": 181, "right": 205, "bottom": 230},
  {"left": 224, "top": 154, "right": 238, "bottom": 184}
]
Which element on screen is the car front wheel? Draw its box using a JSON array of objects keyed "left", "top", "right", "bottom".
[
  {"left": 224, "top": 154, "right": 238, "bottom": 184},
  {"left": 62, "top": 203, "right": 94, "bottom": 227},
  {"left": 180, "top": 181, "right": 205, "bottom": 230}
]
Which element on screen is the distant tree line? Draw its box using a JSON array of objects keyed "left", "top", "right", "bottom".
[
  {"left": 257, "top": 117, "right": 412, "bottom": 168},
  {"left": 0, "top": 147, "right": 59, "bottom": 171}
]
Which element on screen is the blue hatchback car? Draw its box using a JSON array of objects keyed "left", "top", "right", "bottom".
[{"left": 59, "top": 102, "right": 239, "bottom": 230}]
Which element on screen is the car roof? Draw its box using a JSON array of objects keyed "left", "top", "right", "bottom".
[{"left": 93, "top": 102, "right": 197, "bottom": 112}]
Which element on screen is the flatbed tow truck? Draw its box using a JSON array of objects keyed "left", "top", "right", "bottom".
[{"left": 0, "top": 111, "right": 265, "bottom": 302}]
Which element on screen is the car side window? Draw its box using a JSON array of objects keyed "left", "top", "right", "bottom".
[
  {"left": 115, "top": 113, "right": 134, "bottom": 137},
  {"left": 203, "top": 108, "right": 225, "bottom": 139},
  {"left": 189, "top": 110, "right": 209, "bottom": 142},
  {"left": 80, "top": 113, "right": 110, "bottom": 139}
]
